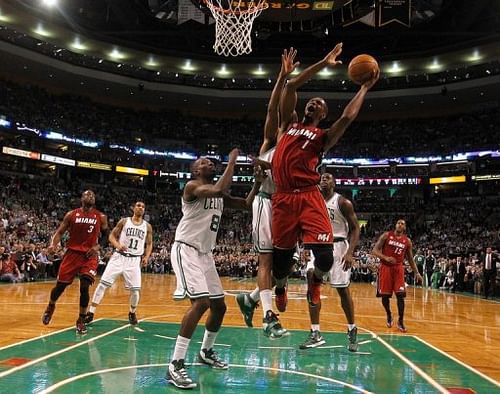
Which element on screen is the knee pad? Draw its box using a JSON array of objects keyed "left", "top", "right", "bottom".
[
  {"left": 309, "top": 244, "right": 334, "bottom": 273},
  {"left": 272, "top": 248, "right": 296, "bottom": 279}
]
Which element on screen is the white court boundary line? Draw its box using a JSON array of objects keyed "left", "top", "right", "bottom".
[
  {"left": 412, "top": 335, "right": 500, "bottom": 387},
  {"left": 0, "top": 322, "right": 131, "bottom": 378},
  {"left": 38, "top": 362, "right": 374, "bottom": 394},
  {"left": 0, "top": 318, "right": 105, "bottom": 351},
  {"left": 362, "top": 328, "right": 449, "bottom": 394}
]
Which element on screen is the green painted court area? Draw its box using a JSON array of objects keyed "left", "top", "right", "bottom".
[{"left": 0, "top": 319, "right": 496, "bottom": 393}]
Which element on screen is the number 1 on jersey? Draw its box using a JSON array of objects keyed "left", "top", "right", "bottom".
[{"left": 128, "top": 238, "right": 139, "bottom": 250}]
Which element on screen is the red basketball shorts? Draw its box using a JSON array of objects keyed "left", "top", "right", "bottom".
[
  {"left": 57, "top": 249, "right": 98, "bottom": 284},
  {"left": 272, "top": 187, "right": 333, "bottom": 249},
  {"left": 377, "top": 263, "right": 406, "bottom": 297}
]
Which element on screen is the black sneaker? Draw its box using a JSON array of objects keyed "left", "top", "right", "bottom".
[
  {"left": 167, "top": 359, "right": 197, "bottom": 389},
  {"left": 299, "top": 330, "right": 325, "bottom": 349},
  {"left": 198, "top": 348, "right": 228, "bottom": 369},
  {"left": 386, "top": 314, "right": 393, "bottom": 328},
  {"left": 76, "top": 318, "right": 87, "bottom": 335},
  {"left": 128, "top": 312, "right": 138, "bottom": 325},
  {"left": 347, "top": 327, "right": 358, "bottom": 352},
  {"left": 42, "top": 304, "right": 55, "bottom": 325},
  {"left": 397, "top": 319, "right": 407, "bottom": 333},
  {"left": 236, "top": 293, "right": 258, "bottom": 328},
  {"left": 84, "top": 312, "right": 94, "bottom": 324},
  {"left": 263, "top": 310, "right": 288, "bottom": 338}
]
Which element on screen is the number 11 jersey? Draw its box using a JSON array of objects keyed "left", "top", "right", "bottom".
[{"left": 119, "top": 217, "right": 148, "bottom": 256}]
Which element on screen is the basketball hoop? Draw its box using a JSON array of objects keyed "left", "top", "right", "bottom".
[{"left": 203, "top": 0, "right": 268, "bottom": 57}]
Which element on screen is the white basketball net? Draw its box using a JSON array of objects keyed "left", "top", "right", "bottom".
[{"left": 204, "top": 0, "right": 269, "bottom": 57}]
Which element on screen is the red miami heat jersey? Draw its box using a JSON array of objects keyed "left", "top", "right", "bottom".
[
  {"left": 66, "top": 208, "right": 102, "bottom": 253},
  {"left": 272, "top": 122, "right": 327, "bottom": 190},
  {"left": 382, "top": 231, "right": 410, "bottom": 266}
]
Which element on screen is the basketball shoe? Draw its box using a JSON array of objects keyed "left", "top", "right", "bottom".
[
  {"left": 42, "top": 303, "right": 55, "bottom": 325},
  {"left": 198, "top": 348, "right": 228, "bottom": 369},
  {"left": 236, "top": 293, "right": 258, "bottom": 327},
  {"left": 167, "top": 359, "right": 196, "bottom": 390},
  {"left": 76, "top": 317, "right": 87, "bottom": 335},
  {"left": 299, "top": 330, "right": 325, "bottom": 349},
  {"left": 128, "top": 312, "right": 138, "bottom": 325},
  {"left": 263, "top": 310, "right": 288, "bottom": 339},
  {"left": 84, "top": 312, "right": 94, "bottom": 324},
  {"left": 397, "top": 319, "right": 407, "bottom": 333},
  {"left": 386, "top": 314, "right": 393, "bottom": 328},
  {"left": 347, "top": 327, "right": 358, "bottom": 352}
]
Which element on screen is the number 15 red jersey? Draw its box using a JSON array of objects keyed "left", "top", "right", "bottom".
[{"left": 381, "top": 231, "right": 410, "bottom": 266}]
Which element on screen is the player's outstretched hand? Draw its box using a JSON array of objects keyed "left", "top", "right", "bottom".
[
  {"left": 281, "top": 47, "right": 300, "bottom": 76},
  {"left": 85, "top": 245, "right": 100, "bottom": 259},
  {"left": 250, "top": 155, "right": 272, "bottom": 171},
  {"left": 362, "top": 68, "right": 380, "bottom": 90},
  {"left": 228, "top": 148, "right": 240, "bottom": 164},
  {"left": 343, "top": 254, "right": 355, "bottom": 271},
  {"left": 323, "top": 43, "right": 343, "bottom": 67},
  {"left": 415, "top": 272, "right": 423, "bottom": 285},
  {"left": 117, "top": 244, "right": 128, "bottom": 252}
]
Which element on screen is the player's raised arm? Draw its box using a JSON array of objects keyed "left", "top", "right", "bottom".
[
  {"left": 279, "top": 43, "right": 343, "bottom": 133},
  {"left": 184, "top": 148, "right": 239, "bottom": 201},
  {"left": 261, "top": 48, "right": 299, "bottom": 153},
  {"left": 406, "top": 238, "right": 423, "bottom": 284},
  {"left": 372, "top": 232, "right": 395, "bottom": 264},
  {"left": 48, "top": 211, "right": 72, "bottom": 253},
  {"left": 323, "top": 70, "right": 379, "bottom": 152},
  {"left": 142, "top": 223, "right": 153, "bottom": 267},
  {"left": 340, "top": 197, "right": 360, "bottom": 270},
  {"left": 109, "top": 218, "right": 128, "bottom": 252}
]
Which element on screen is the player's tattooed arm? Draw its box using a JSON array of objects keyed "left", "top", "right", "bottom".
[
  {"left": 108, "top": 218, "right": 128, "bottom": 252},
  {"left": 142, "top": 223, "right": 153, "bottom": 267},
  {"left": 371, "top": 232, "right": 396, "bottom": 264}
]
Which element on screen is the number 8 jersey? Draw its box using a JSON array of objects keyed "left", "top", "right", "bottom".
[
  {"left": 119, "top": 217, "right": 148, "bottom": 256},
  {"left": 174, "top": 197, "right": 224, "bottom": 253}
]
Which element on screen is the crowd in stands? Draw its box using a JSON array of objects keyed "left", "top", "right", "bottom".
[
  {"left": 1, "top": 78, "right": 500, "bottom": 160},
  {"left": 1, "top": 174, "right": 498, "bottom": 298}
]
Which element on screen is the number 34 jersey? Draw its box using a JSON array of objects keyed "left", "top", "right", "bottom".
[
  {"left": 174, "top": 196, "right": 224, "bottom": 254},
  {"left": 119, "top": 217, "right": 148, "bottom": 256}
]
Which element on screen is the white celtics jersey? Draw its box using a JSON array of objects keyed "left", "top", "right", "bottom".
[
  {"left": 325, "top": 192, "right": 349, "bottom": 239},
  {"left": 175, "top": 196, "right": 224, "bottom": 253},
  {"left": 119, "top": 217, "right": 148, "bottom": 256},
  {"left": 259, "top": 148, "right": 275, "bottom": 195}
]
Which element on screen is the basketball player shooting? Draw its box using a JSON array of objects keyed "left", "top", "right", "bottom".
[{"left": 271, "top": 42, "right": 378, "bottom": 348}]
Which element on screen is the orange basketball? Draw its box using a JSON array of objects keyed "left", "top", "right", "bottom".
[{"left": 348, "top": 54, "right": 379, "bottom": 85}]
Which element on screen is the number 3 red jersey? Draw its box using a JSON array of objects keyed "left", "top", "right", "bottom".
[
  {"left": 66, "top": 208, "right": 102, "bottom": 253},
  {"left": 382, "top": 231, "right": 410, "bottom": 266},
  {"left": 272, "top": 122, "right": 327, "bottom": 190}
]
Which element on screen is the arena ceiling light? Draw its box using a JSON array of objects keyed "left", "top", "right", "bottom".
[
  {"left": 467, "top": 49, "right": 482, "bottom": 62},
  {"left": 216, "top": 64, "right": 231, "bottom": 76},
  {"left": 145, "top": 55, "right": 159, "bottom": 67},
  {"left": 427, "top": 58, "right": 442, "bottom": 71},
  {"left": 32, "top": 22, "right": 52, "bottom": 37},
  {"left": 252, "top": 65, "right": 267, "bottom": 76},
  {"left": 109, "top": 47, "right": 126, "bottom": 60},
  {"left": 41, "top": 0, "right": 58, "bottom": 7},
  {"left": 70, "top": 36, "right": 87, "bottom": 51},
  {"left": 0, "top": 8, "right": 12, "bottom": 22},
  {"left": 181, "top": 59, "right": 195, "bottom": 71},
  {"left": 318, "top": 67, "right": 334, "bottom": 77},
  {"left": 387, "top": 61, "right": 403, "bottom": 73}
]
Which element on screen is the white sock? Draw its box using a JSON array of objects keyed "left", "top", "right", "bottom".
[
  {"left": 129, "top": 290, "right": 140, "bottom": 313},
  {"left": 311, "top": 324, "right": 320, "bottom": 332},
  {"left": 260, "top": 289, "right": 273, "bottom": 317},
  {"left": 90, "top": 283, "right": 108, "bottom": 312},
  {"left": 249, "top": 287, "right": 260, "bottom": 302},
  {"left": 348, "top": 324, "right": 356, "bottom": 331},
  {"left": 172, "top": 335, "right": 191, "bottom": 362},
  {"left": 201, "top": 330, "right": 218, "bottom": 351}
]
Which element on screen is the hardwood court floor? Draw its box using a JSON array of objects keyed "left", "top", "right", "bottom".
[{"left": 0, "top": 274, "right": 499, "bottom": 391}]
